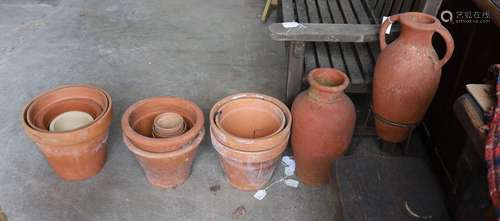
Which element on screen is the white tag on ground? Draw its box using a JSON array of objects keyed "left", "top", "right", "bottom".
[
  {"left": 284, "top": 166, "right": 295, "bottom": 176},
  {"left": 284, "top": 179, "right": 300, "bottom": 188},
  {"left": 382, "top": 16, "right": 392, "bottom": 34},
  {"left": 282, "top": 156, "right": 296, "bottom": 170},
  {"left": 254, "top": 190, "right": 267, "bottom": 200},
  {"left": 282, "top": 22, "right": 299, "bottom": 28}
]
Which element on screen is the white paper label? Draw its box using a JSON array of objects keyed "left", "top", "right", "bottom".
[
  {"left": 284, "top": 166, "right": 295, "bottom": 176},
  {"left": 382, "top": 16, "right": 392, "bottom": 34},
  {"left": 282, "top": 22, "right": 300, "bottom": 28},
  {"left": 284, "top": 179, "right": 300, "bottom": 188},
  {"left": 253, "top": 190, "right": 267, "bottom": 200}
]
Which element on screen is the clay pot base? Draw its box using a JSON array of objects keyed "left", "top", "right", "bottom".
[{"left": 124, "top": 129, "right": 205, "bottom": 188}]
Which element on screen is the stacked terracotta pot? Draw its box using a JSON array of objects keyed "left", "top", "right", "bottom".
[
  {"left": 210, "top": 93, "right": 291, "bottom": 191},
  {"left": 22, "top": 84, "right": 113, "bottom": 180},
  {"left": 121, "top": 97, "right": 204, "bottom": 188}
]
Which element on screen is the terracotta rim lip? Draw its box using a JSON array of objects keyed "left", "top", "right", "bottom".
[
  {"left": 210, "top": 129, "right": 288, "bottom": 161},
  {"left": 124, "top": 129, "right": 205, "bottom": 158},
  {"left": 399, "top": 12, "right": 440, "bottom": 31},
  {"left": 307, "top": 68, "right": 350, "bottom": 93},
  {"left": 209, "top": 93, "right": 291, "bottom": 152},
  {"left": 22, "top": 84, "right": 112, "bottom": 135},
  {"left": 214, "top": 98, "right": 286, "bottom": 139},
  {"left": 121, "top": 96, "right": 205, "bottom": 145}
]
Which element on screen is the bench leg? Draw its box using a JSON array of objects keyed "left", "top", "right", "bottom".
[{"left": 286, "top": 41, "right": 305, "bottom": 106}]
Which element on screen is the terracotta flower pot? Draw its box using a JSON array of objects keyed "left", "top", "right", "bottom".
[
  {"left": 152, "top": 112, "right": 186, "bottom": 138},
  {"left": 210, "top": 93, "right": 289, "bottom": 152},
  {"left": 121, "top": 96, "right": 205, "bottom": 188},
  {"left": 22, "top": 84, "right": 112, "bottom": 180},
  {"left": 210, "top": 93, "right": 291, "bottom": 191},
  {"left": 373, "top": 12, "right": 454, "bottom": 142},
  {"left": 121, "top": 97, "right": 204, "bottom": 153},
  {"left": 123, "top": 129, "right": 204, "bottom": 188},
  {"left": 291, "top": 68, "right": 356, "bottom": 186}
]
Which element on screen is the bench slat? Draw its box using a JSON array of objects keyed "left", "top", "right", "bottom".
[
  {"left": 381, "top": 0, "right": 395, "bottom": 17},
  {"left": 338, "top": 0, "right": 375, "bottom": 81},
  {"left": 374, "top": 0, "right": 386, "bottom": 18},
  {"left": 400, "top": 0, "right": 414, "bottom": 12},
  {"left": 282, "top": 0, "right": 295, "bottom": 22},
  {"left": 307, "top": 0, "right": 331, "bottom": 68},
  {"left": 390, "top": 0, "right": 404, "bottom": 14},
  {"left": 328, "top": 0, "right": 364, "bottom": 84},
  {"left": 296, "top": 0, "right": 317, "bottom": 73},
  {"left": 317, "top": 0, "right": 346, "bottom": 72}
]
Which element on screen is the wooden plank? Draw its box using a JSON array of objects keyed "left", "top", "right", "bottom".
[
  {"left": 286, "top": 42, "right": 306, "bottom": 105},
  {"left": 307, "top": 0, "right": 331, "bottom": 67},
  {"left": 400, "top": 0, "right": 414, "bottom": 12},
  {"left": 317, "top": 0, "right": 346, "bottom": 71},
  {"left": 374, "top": 0, "right": 386, "bottom": 17},
  {"left": 453, "top": 94, "right": 486, "bottom": 158},
  {"left": 421, "top": 0, "right": 443, "bottom": 16},
  {"left": 411, "top": 0, "right": 424, "bottom": 11},
  {"left": 390, "top": 0, "right": 404, "bottom": 14},
  {"left": 296, "top": 0, "right": 317, "bottom": 73},
  {"left": 338, "top": 0, "right": 375, "bottom": 80},
  {"left": 381, "top": 0, "right": 394, "bottom": 16},
  {"left": 282, "top": 0, "right": 295, "bottom": 22},
  {"left": 269, "top": 23, "right": 380, "bottom": 42},
  {"left": 328, "top": 0, "right": 365, "bottom": 84}
]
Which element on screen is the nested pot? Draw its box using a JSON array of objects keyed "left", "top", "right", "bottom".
[
  {"left": 22, "top": 84, "right": 113, "bottom": 180},
  {"left": 121, "top": 96, "right": 204, "bottom": 188},
  {"left": 291, "top": 68, "right": 356, "bottom": 186},
  {"left": 210, "top": 93, "right": 291, "bottom": 191},
  {"left": 124, "top": 129, "right": 204, "bottom": 188},
  {"left": 373, "top": 12, "right": 454, "bottom": 142}
]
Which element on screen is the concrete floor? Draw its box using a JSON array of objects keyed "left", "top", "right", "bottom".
[{"left": 0, "top": 0, "right": 338, "bottom": 220}]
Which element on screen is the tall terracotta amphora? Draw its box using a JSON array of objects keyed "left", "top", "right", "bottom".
[
  {"left": 373, "top": 12, "right": 454, "bottom": 143},
  {"left": 291, "top": 68, "right": 356, "bottom": 186}
]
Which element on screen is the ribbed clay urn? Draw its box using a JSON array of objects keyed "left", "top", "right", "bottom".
[
  {"left": 22, "top": 84, "right": 112, "bottom": 180},
  {"left": 210, "top": 93, "right": 291, "bottom": 191},
  {"left": 291, "top": 68, "right": 356, "bottom": 186},
  {"left": 373, "top": 12, "right": 454, "bottom": 143},
  {"left": 121, "top": 97, "right": 204, "bottom": 188}
]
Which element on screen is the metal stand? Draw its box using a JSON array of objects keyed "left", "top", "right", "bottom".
[{"left": 366, "top": 106, "right": 419, "bottom": 155}]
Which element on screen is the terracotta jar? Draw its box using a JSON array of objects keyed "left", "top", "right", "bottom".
[
  {"left": 210, "top": 93, "right": 291, "bottom": 191},
  {"left": 291, "top": 68, "right": 356, "bottom": 186},
  {"left": 22, "top": 85, "right": 112, "bottom": 180},
  {"left": 121, "top": 96, "right": 204, "bottom": 188},
  {"left": 373, "top": 12, "right": 454, "bottom": 143}
]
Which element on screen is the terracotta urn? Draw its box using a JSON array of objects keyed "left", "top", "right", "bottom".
[
  {"left": 373, "top": 12, "right": 454, "bottom": 143},
  {"left": 121, "top": 97, "right": 204, "bottom": 188},
  {"left": 210, "top": 93, "right": 291, "bottom": 191},
  {"left": 291, "top": 68, "right": 356, "bottom": 186},
  {"left": 22, "top": 85, "right": 112, "bottom": 180}
]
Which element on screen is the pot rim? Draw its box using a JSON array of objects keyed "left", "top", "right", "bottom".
[
  {"left": 210, "top": 129, "right": 288, "bottom": 162},
  {"left": 22, "top": 84, "right": 112, "bottom": 135},
  {"left": 124, "top": 129, "right": 205, "bottom": 158},
  {"left": 209, "top": 93, "right": 291, "bottom": 152},
  {"left": 214, "top": 98, "right": 286, "bottom": 140},
  {"left": 307, "top": 68, "right": 350, "bottom": 94},
  {"left": 398, "top": 12, "right": 441, "bottom": 32},
  {"left": 121, "top": 96, "right": 205, "bottom": 152}
]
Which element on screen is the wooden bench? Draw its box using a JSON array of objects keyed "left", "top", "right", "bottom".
[{"left": 269, "top": 0, "right": 442, "bottom": 104}]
